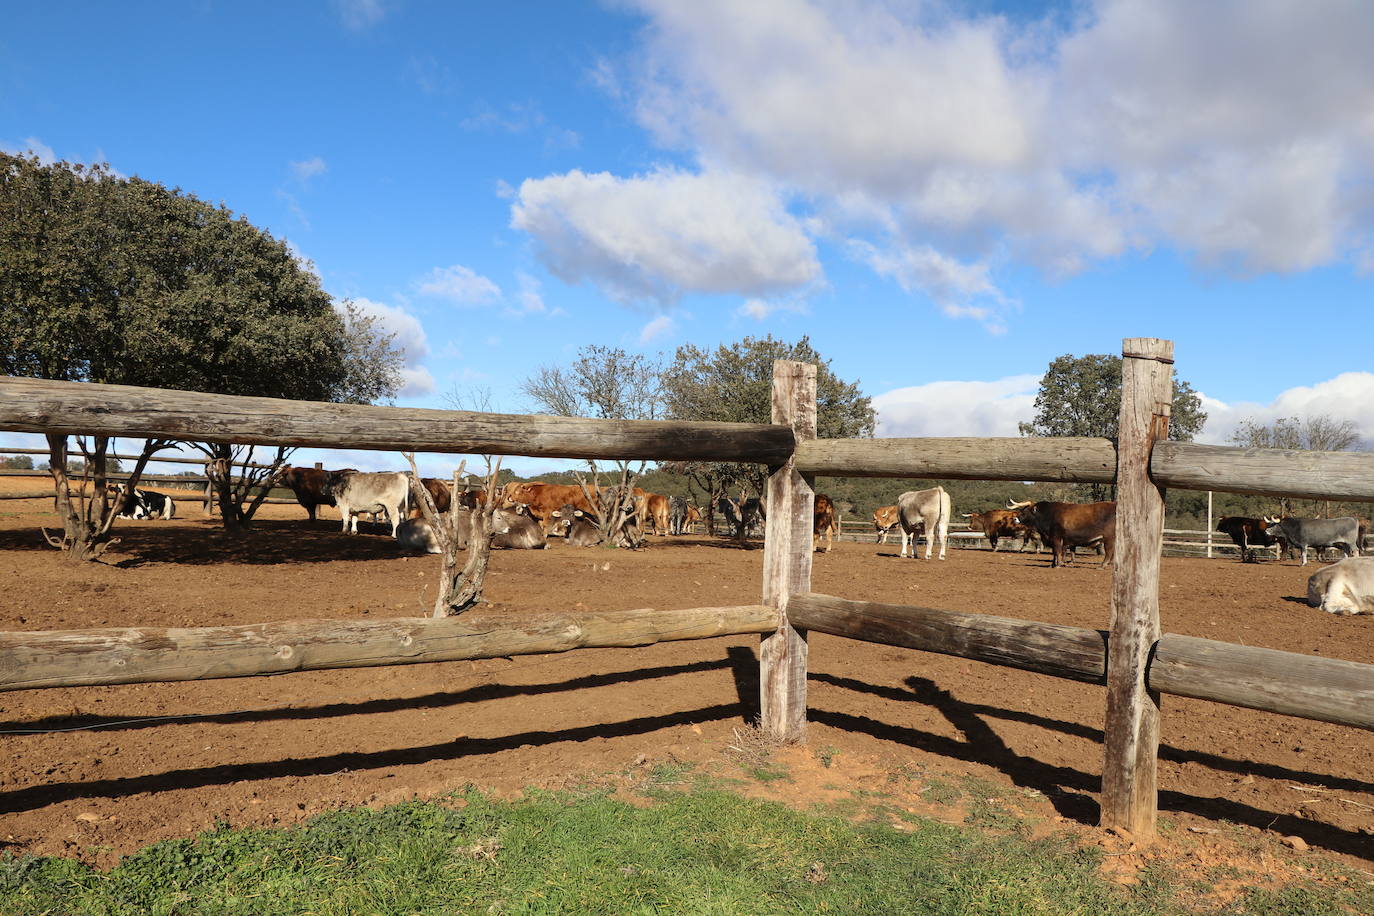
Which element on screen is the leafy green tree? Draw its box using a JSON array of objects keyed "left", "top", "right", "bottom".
[
  {"left": 1018, "top": 353, "right": 1207, "bottom": 500},
  {"left": 660, "top": 335, "right": 875, "bottom": 532},
  {"left": 0, "top": 151, "right": 403, "bottom": 557}
]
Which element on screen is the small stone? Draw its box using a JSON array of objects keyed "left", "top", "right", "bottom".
[
  {"left": 76, "top": 812, "right": 100, "bottom": 823},
  {"left": 1281, "top": 835, "right": 1308, "bottom": 851}
]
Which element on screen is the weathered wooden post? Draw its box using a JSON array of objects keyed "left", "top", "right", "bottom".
[
  {"left": 1101, "top": 337, "right": 1173, "bottom": 841},
  {"left": 759, "top": 360, "right": 816, "bottom": 742}
]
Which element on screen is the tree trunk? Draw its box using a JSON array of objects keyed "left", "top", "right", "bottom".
[{"left": 42, "top": 434, "right": 119, "bottom": 562}]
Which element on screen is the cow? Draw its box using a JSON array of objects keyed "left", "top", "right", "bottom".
[
  {"left": 112, "top": 485, "right": 176, "bottom": 520},
  {"left": 897, "top": 487, "right": 951, "bottom": 560},
  {"left": 549, "top": 504, "right": 603, "bottom": 547},
  {"left": 717, "top": 495, "right": 765, "bottom": 539},
  {"left": 814, "top": 493, "right": 838, "bottom": 552},
  {"left": 638, "top": 491, "right": 671, "bottom": 536},
  {"left": 273, "top": 464, "right": 357, "bottom": 522},
  {"left": 407, "top": 477, "right": 452, "bottom": 518},
  {"left": 872, "top": 505, "right": 899, "bottom": 544},
  {"left": 395, "top": 507, "right": 547, "bottom": 553},
  {"left": 1306, "top": 557, "right": 1374, "bottom": 615},
  {"left": 1009, "top": 500, "right": 1116, "bottom": 569},
  {"left": 501, "top": 481, "right": 597, "bottom": 534},
  {"left": 669, "top": 495, "right": 691, "bottom": 535},
  {"left": 686, "top": 504, "right": 702, "bottom": 530},
  {"left": 1215, "top": 516, "right": 1285, "bottom": 563},
  {"left": 329, "top": 470, "right": 410, "bottom": 536},
  {"left": 962, "top": 509, "right": 1039, "bottom": 553},
  {"left": 1264, "top": 517, "right": 1360, "bottom": 566}
]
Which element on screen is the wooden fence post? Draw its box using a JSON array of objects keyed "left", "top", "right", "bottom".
[
  {"left": 759, "top": 360, "right": 817, "bottom": 743},
  {"left": 1101, "top": 337, "right": 1173, "bottom": 841}
]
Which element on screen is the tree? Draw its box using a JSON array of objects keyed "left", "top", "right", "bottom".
[
  {"left": 660, "top": 336, "right": 876, "bottom": 533},
  {"left": 0, "top": 152, "right": 403, "bottom": 558},
  {"left": 521, "top": 346, "right": 661, "bottom": 547},
  {"left": 1230, "top": 414, "right": 1364, "bottom": 516},
  {"left": 1017, "top": 353, "right": 1207, "bottom": 500}
]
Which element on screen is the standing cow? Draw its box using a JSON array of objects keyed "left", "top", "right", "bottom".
[
  {"left": 962, "top": 509, "right": 1039, "bottom": 553},
  {"left": 872, "top": 505, "right": 899, "bottom": 544},
  {"left": 274, "top": 464, "right": 357, "bottom": 522},
  {"left": 813, "top": 493, "right": 838, "bottom": 553},
  {"left": 1215, "top": 516, "right": 1285, "bottom": 563},
  {"left": 329, "top": 470, "right": 410, "bottom": 536},
  {"left": 1306, "top": 557, "right": 1374, "bottom": 615},
  {"left": 1009, "top": 500, "right": 1116, "bottom": 569},
  {"left": 1264, "top": 517, "right": 1360, "bottom": 566},
  {"left": 897, "top": 487, "right": 950, "bottom": 560}
]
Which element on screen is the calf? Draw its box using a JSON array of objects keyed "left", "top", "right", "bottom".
[
  {"left": 872, "top": 505, "right": 899, "bottom": 544},
  {"left": 1306, "top": 557, "right": 1374, "bottom": 615},
  {"left": 1010, "top": 500, "right": 1116, "bottom": 569},
  {"left": 814, "top": 493, "right": 838, "bottom": 552},
  {"left": 963, "top": 508, "right": 1038, "bottom": 553},
  {"left": 1215, "top": 516, "right": 1284, "bottom": 563},
  {"left": 1265, "top": 517, "right": 1360, "bottom": 566},
  {"left": 113, "top": 485, "right": 176, "bottom": 520},
  {"left": 897, "top": 487, "right": 950, "bottom": 560},
  {"left": 329, "top": 470, "right": 409, "bottom": 536}
]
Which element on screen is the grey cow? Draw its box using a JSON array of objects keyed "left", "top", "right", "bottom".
[{"left": 1264, "top": 517, "right": 1361, "bottom": 566}]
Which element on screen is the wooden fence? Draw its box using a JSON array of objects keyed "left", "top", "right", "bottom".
[{"left": 1, "top": 337, "right": 1372, "bottom": 844}]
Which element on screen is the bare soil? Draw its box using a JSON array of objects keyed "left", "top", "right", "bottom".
[{"left": 1, "top": 475, "right": 1372, "bottom": 890}]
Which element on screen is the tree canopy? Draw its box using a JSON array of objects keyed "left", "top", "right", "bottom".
[{"left": 1018, "top": 353, "right": 1207, "bottom": 442}]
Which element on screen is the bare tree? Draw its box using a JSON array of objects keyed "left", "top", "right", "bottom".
[
  {"left": 404, "top": 454, "right": 504, "bottom": 617},
  {"left": 192, "top": 442, "right": 293, "bottom": 530},
  {"left": 1231, "top": 414, "right": 1364, "bottom": 515}
]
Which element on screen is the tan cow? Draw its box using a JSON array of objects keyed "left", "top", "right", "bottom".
[
  {"left": 898, "top": 487, "right": 951, "bottom": 560},
  {"left": 501, "top": 481, "right": 597, "bottom": 534},
  {"left": 872, "top": 505, "right": 899, "bottom": 543}
]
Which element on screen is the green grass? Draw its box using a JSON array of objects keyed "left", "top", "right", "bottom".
[{"left": 0, "top": 788, "right": 1369, "bottom": 916}]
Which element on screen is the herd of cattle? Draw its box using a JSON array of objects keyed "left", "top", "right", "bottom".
[{"left": 110, "top": 468, "right": 1374, "bottom": 615}]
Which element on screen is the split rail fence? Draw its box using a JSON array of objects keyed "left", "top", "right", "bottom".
[{"left": 1, "top": 336, "right": 1373, "bottom": 842}]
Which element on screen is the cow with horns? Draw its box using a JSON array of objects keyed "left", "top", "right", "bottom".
[{"left": 1008, "top": 499, "right": 1116, "bottom": 569}]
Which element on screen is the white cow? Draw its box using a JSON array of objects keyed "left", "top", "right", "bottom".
[
  {"left": 396, "top": 509, "right": 547, "bottom": 552},
  {"left": 897, "top": 486, "right": 951, "bottom": 560},
  {"left": 1306, "top": 557, "right": 1374, "bottom": 615},
  {"left": 330, "top": 470, "right": 410, "bottom": 536}
]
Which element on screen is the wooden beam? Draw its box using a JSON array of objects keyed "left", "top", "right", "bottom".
[
  {"left": 759, "top": 360, "right": 816, "bottom": 743},
  {"left": 794, "top": 437, "right": 1117, "bottom": 483},
  {"left": 0, "top": 604, "right": 777, "bottom": 692},
  {"left": 1151, "top": 634, "right": 1374, "bottom": 731},
  {"left": 0, "top": 376, "right": 796, "bottom": 465},
  {"left": 1101, "top": 337, "right": 1173, "bottom": 842},
  {"left": 1152, "top": 441, "right": 1374, "bottom": 503},
  {"left": 787, "top": 593, "right": 1107, "bottom": 684}
]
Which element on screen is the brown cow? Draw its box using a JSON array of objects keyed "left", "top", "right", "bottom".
[
  {"left": 501, "top": 481, "right": 597, "bottom": 533},
  {"left": 813, "top": 493, "right": 838, "bottom": 552},
  {"left": 636, "top": 491, "right": 671, "bottom": 536},
  {"left": 1009, "top": 500, "right": 1116, "bottom": 568},
  {"left": 872, "top": 505, "right": 899, "bottom": 544},
  {"left": 273, "top": 464, "right": 356, "bottom": 522},
  {"left": 408, "top": 477, "right": 452, "bottom": 518},
  {"left": 963, "top": 509, "right": 1040, "bottom": 553}
]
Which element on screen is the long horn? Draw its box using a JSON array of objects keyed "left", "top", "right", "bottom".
[{"left": 1007, "top": 499, "right": 1034, "bottom": 510}]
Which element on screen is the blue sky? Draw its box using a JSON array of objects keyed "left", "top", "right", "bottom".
[{"left": 3, "top": 0, "right": 1372, "bottom": 477}]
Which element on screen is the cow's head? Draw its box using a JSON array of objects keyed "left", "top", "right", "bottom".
[{"left": 1008, "top": 500, "right": 1037, "bottom": 527}]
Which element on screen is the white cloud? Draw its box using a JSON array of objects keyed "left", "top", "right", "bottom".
[
  {"left": 1196, "top": 372, "right": 1374, "bottom": 447},
  {"left": 415, "top": 265, "right": 502, "bottom": 305},
  {"left": 334, "top": 0, "right": 386, "bottom": 30},
  {"left": 510, "top": 271, "right": 551, "bottom": 315},
  {"left": 510, "top": 167, "right": 820, "bottom": 304},
  {"left": 589, "top": 0, "right": 1374, "bottom": 321},
  {"left": 1, "top": 137, "right": 56, "bottom": 164},
  {"left": 639, "top": 314, "right": 675, "bottom": 343},
  {"left": 873, "top": 374, "right": 1041, "bottom": 438},
  {"left": 735, "top": 296, "right": 806, "bottom": 321},
  {"left": 339, "top": 298, "right": 435, "bottom": 397},
  {"left": 290, "top": 156, "right": 327, "bottom": 184}
]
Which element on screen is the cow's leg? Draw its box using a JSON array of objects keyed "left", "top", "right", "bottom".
[
  {"left": 1300, "top": 546, "right": 1308, "bottom": 565},
  {"left": 307, "top": 503, "right": 317, "bottom": 523}
]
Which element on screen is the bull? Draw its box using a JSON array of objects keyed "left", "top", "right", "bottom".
[
  {"left": 1264, "top": 517, "right": 1360, "bottom": 566},
  {"left": 962, "top": 508, "right": 1039, "bottom": 553},
  {"left": 1215, "top": 516, "right": 1284, "bottom": 563},
  {"left": 897, "top": 487, "right": 950, "bottom": 560},
  {"left": 1009, "top": 500, "right": 1116, "bottom": 569}
]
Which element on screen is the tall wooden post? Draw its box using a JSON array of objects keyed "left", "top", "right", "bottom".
[
  {"left": 759, "top": 360, "right": 817, "bottom": 743},
  {"left": 1101, "top": 338, "right": 1173, "bottom": 840}
]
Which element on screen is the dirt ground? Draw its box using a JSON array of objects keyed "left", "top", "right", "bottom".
[{"left": 1, "top": 476, "right": 1372, "bottom": 888}]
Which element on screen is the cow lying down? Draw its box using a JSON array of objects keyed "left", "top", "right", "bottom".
[
  {"left": 1306, "top": 557, "right": 1374, "bottom": 616},
  {"left": 395, "top": 508, "right": 547, "bottom": 553}
]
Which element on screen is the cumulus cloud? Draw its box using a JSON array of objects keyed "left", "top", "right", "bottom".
[
  {"left": 416, "top": 265, "right": 502, "bottom": 305},
  {"left": 872, "top": 374, "right": 1041, "bottom": 438},
  {"left": 510, "top": 167, "right": 820, "bottom": 304},
  {"left": 559, "top": 0, "right": 1374, "bottom": 320},
  {"left": 340, "top": 298, "right": 435, "bottom": 397},
  {"left": 1196, "top": 372, "right": 1374, "bottom": 447}
]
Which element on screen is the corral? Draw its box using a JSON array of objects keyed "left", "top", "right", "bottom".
[{"left": 1, "top": 339, "right": 1372, "bottom": 872}]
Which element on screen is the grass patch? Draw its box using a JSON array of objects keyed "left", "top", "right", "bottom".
[{"left": 0, "top": 788, "right": 1369, "bottom": 915}]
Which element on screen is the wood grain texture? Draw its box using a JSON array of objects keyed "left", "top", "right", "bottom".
[
  {"left": 787, "top": 593, "right": 1108, "bottom": 684},
  {"left": 759, "top": 360, "right": 817, "bottom": 743},
  {"left": 794, "top": 437, "right": 1117, "bottom": 483},
  {"left": 1101, "top": 337, "right": 1172, "bottom": 840},
  {"left": 1151, "top": 634, "right": 1374, "bottom": 730},
  {"left": 1153, "top": 441, "right": 1374, "bottom": 502},
  {"left": 0, "top": 377, "right": 795, "bottom": 465},
  {"left": 0, "top": 604, "right": 778, "bottom": 692}
]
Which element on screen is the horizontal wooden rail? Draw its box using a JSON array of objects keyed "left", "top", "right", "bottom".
[
  {"left": 795, "top": 437, "right": 1117, "bottom": 483},
  {"left": 0, "top": 604, "right": 777, "bottom": 691},
  {"left": 1153, "top": 441, "right": 1374, "bottom": 502},
  {"left": 1152, "top": 634, "right": 1374, "bottom": 730},
  {"left": 790, "top": 593, "right": 1374, "bottom": 730},
  {"left": 0, "top": 447, "right": 277, "bottom": 469},
  {"left": 788, "top": 593, "right": 1107, "bottom": 684},
  {"left": 0, "top": 377, "right": 795, "bottom": 464}
]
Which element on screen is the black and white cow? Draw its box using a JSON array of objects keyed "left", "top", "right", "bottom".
[
  {"left": 1264, "top": 517, "right": 1361, "bottom": 566},
  {"left": 113, "top": 485, "right": 176, "bottom": 520},
  {"left": 669, "top": 495, "right": 690, "bottom": 535}
]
